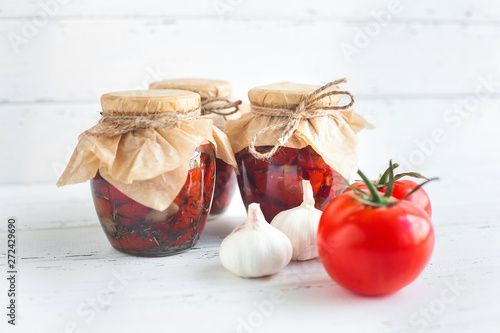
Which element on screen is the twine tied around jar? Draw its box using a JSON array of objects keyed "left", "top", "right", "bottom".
[
  {"left": 248, "top": 78, "right": 355, "bottom": 160},
  {"left": 86, "top": 108, "right": 202, "bottom": 136},
  {"left": 201, "top": 97, "right": 242, "bottom": 116}
]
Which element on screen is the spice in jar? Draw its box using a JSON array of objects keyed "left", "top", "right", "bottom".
[
  {"left": 57, "top": 90, "right": 237, "bottom": 256},
  {"left": 149, "top": 78, "right": 244, "bottom": 218},
  {"left": 225, "top": 79, "right": 372, "bottom": 221}
]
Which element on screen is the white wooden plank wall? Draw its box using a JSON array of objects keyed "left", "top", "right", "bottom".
[{"left": 1, "top": 0, "right": 499, "bottom": 184}]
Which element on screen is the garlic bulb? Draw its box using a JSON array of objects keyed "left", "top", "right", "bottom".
[
  {"left": 219, "top": 203, "right": 292, "bottom": 278},
  {"left": 271, "top": 180, "right": 322, "bottom": 261}
]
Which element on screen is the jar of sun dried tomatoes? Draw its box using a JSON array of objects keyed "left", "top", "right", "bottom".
[
  {"left": 149, "top": 79, "right": 243, "bottom": 218},
  {"left": 225, "top": 79, "right": 371, "bottom": 222},
  {"left": 57, "top": 90, "right": 237, "bottom": 256}
]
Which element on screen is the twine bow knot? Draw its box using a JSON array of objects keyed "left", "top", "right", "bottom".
[{"left": 248, "top": 78, "right": 355, "bottom": 160}]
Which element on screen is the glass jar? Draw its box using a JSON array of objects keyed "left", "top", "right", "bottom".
[
  {"left": 57, "top": 89, "right": 235, "bottom": 256},
  {"left": 225, "top": 81, "right": 368, "bottom": 222},
  {"left": 150, "top": 78, "right": 241, "bottom": 218},
  {"left": 91, "top": 143, "right": 215, "bottom": 256}
]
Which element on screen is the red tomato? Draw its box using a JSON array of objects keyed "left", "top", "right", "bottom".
[
  {"left": 348, "top": 179, "right": 432, "bottom": 216},
  {"left": 317, "top": 193, "right": 434, "bottom": 296}
]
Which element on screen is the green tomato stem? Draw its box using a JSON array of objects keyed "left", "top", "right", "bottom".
[
  {"left": 357, "top": 169, "right": 383, "bottom": 203},
  {"left": 383, "top": 160, "right": 395, "bottom": 198},
  {"left": 377, "top": 163, "right": 399, "bottom": 187},
  {"left": 349, "top": 162, "right": 437, "bottom": 209},
  {"left": 394, "top": 172, "right": 430, "bottom": 182}
]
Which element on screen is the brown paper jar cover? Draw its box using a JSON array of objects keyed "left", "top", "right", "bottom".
[
  {"left": 57, "top": 89, "right": 237, "bottom": 212},
  {"left": 225, "top": 82, "right": 371, "bottom": 179}
]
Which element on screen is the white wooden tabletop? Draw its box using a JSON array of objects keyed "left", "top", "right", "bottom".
[{"left": 1, "top": 163, "right": 499, "bottom": 333}]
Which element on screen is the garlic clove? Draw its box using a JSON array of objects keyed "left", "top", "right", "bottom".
[
  {"left": 271, "top": 180, "right": 322, "bottom": 261},
  {"left": 302, "top": 178, "right": 316, "bottom": 207},
  {"left": 219, "top": 203, "right": 293, "bottom": 278},
  {"left": 145, "top": 203, "right": 179, "bottom": 224}
]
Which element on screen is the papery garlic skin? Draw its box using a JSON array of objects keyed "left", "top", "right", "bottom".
[
  {"left": 219, "top": 203, "right": 293, "bottom": 278},
  {"left": 271, "top": 180, "right": 323, "bottom": 261}
]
